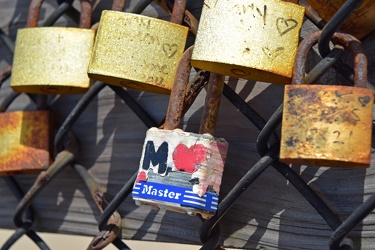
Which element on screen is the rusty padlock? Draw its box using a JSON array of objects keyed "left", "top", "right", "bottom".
[
  {"left": 191, "top": 0, "right": 305, "bottom": 84},
  {"left": 280, "top": 31, "right": 373, "bottom": 168},
  {"left": 0, "top": 107, "right": 52, "bottom": 175},
  {"left": 306, "top": 0, "right": 375, "bottom": 39},
  {"left": 10, "top": 0, "right": 95, "bottom": 94},
  {"left": 87, "top": 0, "right": 189, "bottom": 94},
  {"left": 132, "top": 48, "right": 228, "bottom": 219}
]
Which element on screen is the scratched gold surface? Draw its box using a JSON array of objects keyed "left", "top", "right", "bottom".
[
  {"left": 11, "top": 27, "right": 95, "bottom": 94},
  {"left": 0, "top": 111, "right": 51, "bottom": 175},
  {"left": 88, "top": 11, "right": 189, "bottom": 94},
  {"left": 280, "top": 85, "right": 374, "bottom": 168},
  {"left": 191, "top": 0, "right": 305, "bottom": 84},
  {"left": 306, "top": 0, "right": 375, "bottom": 39}
]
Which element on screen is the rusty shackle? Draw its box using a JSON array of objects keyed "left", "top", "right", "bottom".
[
  {"left": 164, "top": 46, "right": 193, "bottom": 130},
  {"left": 292, "top": 30, "right": 368, "bottom": 88},
  {"left": 27, "top": 0, "right": 92, "bottom": 28}
]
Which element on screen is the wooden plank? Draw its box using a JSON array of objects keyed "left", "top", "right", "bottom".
[{"left": 1, "top": 0, "right": 375, "bottom": 249}]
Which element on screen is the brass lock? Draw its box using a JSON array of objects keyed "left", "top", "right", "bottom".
[
  {"left": 191, "top": 0, "right": 305, "bottom": 84},
  {"left": 87, "top": 0, "right": 189, "bottom": 94},
  {"left": 0, "top": 110, "right": 52, "bottom": 175},
  {"left": 280, "top": 31, "right": 373, "bottom": 168},
  {"left": 10, "top": 0, "right": 95, "bottom": 94},
  {"left": 132, "top": 47, "right": 228, "bottom": 218},
  {"left": 306, "top": 0, "right": 375, "bottom": 39}
]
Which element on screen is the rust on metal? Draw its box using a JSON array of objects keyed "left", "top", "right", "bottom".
[
  {"left": 183, "top": 10, "right": 198, "bottom": 35},
  {"left": 72, "top": 163, "right": 121, "bottom": 250},
  {"left": 14, "top": 133, "right": 78, "bottom": 228},
  {"left": 158, "top": 70, "right": 209, "bottom": 130},
  {"left": 0, "top": 111, "right": 51, "bottom": 175},
  {"left": 164, "top": 46, "right": 193, "bottom": 130},
  {"left": 112, "top": 0, "right": 126, "bottom": 11},
  {"left": 332, "top": 32, "right": 368, "bottom": 88},
  {"left": 26, "top": 0, "right": 43, "bottom": 28},
  {"left": 281, "top": 31, "right": 373, "bottom": 168},
  {"left": 199, "top": 73, "right": 224, "bottom": 135},
  {"left": 79, "top": 0, "right": 92, "bottom": 29},
  {"left": 306, "top": 0, "right": 375, "bottom": 39},
  {"left": 170, "top": 0, "right": 187, "bottom": 24},
  {"left": 293, "top": 31, "right": 368, "bottom": 88}
]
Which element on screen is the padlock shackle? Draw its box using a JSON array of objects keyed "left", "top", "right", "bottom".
[
  {"left": 27, "top": 0, "right": 43, "bottom": 28},
  {"left": 164, "top": 45, "right": 194, "bottom": 130},
  {"left": 79, "top": 0, "right": 92, "bottom": 29},
  {"left": 112, "top": 0, "right": 126, "bottom": 11},
  {"left": 170, "top": 0, "right": 187, "bottom": 25},
  {"left": 199, "top": 73, "right": 224, "bottom": 135},
  {"left": 27, "top": 0, "right": 92, "bottom": 29},
  {"left": 292, "top": 30, "right": 368, "bottom": 88},
  {"left": 332, "top": 32, "right": 368, "bottom": 89}
]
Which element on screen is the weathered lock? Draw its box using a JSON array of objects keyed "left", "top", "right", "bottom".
[
  {"left": 0, "top": 110, "right": 52, "bottom": 175},
  {"left": 132, "top": 48, "right": 228, "bottom": 218},
  {"left": 280, "top": 31, "right": 373, "bottom": 168},
  {"left": 191, "top": 0, "right": 305, "bottom": 84},
  {"left": 306, "top": 0, "right": 375, "bottom": 39},
  {"left": 10, "top": 0, "right": 95, "bottom": 94},
  {"left": 87, "top": 0, "right": 189, "bottom": 94}
]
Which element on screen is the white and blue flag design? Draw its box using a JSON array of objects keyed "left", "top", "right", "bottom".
[{"left": 132, "top": 181, "right": 218, "bottom": 212}]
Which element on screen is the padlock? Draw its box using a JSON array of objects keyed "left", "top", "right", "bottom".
[
  {"left": 132, "top": 48, "right": 228, "bottom": 218},
  {"left": 306, "top": 0, "right": 375, "bottom": 39},
  {"left": 87, "top": 0, "right": 189, "bottom": 94},
  {"left": 10, "top": 0, "right": 95, "bottom": 94},
  {"left": 0, "top": 110, "right": 52, "bottom": 175},
  {"left": 191, "top": 0, "right": 305, "bottom": 84},
  {"left": 280, "top": 31, "right": 373, "bottom": 168}
]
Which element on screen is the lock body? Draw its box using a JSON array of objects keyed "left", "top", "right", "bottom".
[
  {"left": 0, "top": 111, "right": 52, "bottom": 175},
  {"left": 306, "top": 0, "right": 375, "bottom": 39},
  {"left": 280, "top": 85, "right": 373, "bottom": 168},
  {"left": 132, "top": 128, "right": 228, "bottom": 218},
  {"left": 191, "top": 0, "right": 305, "bottom": 84},
  {"left": 11, "top": 27, "right": 95, "bottom": 94},
  {"left": 88, "top": 11, "right": 189, "bottom": 94}
]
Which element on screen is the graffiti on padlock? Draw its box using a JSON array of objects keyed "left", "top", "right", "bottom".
[{"left": 132, "top": 128, "right": 228, "bottom": 213}]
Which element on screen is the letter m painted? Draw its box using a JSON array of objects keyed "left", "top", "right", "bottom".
[{"left": 142, "top": 141, "right": 168, "bottom": 175}]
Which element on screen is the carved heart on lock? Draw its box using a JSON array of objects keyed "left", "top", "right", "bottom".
[
  {"left": 162, "top": 43, "right": 179, "bottom": 58},
  {"left": 172, "top": 144, "right": 207, "bottom": 173},
  {"left": 276, "top": 18, "right": 298, "bottom": 36}
]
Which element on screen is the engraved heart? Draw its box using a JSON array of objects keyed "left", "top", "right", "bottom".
[
  {"left": 262, "top": 46, "right": 284, "bottom": 59},
  {"left": 162, "top": 43, "right": 178, "bottom": 58},
  {"left": 358, "top": 96, "right": 371, "bottom": 107},
  {"left": 276, "top": 18, "right": 298, "bottom": 36},
  {"left": 172, "top": 144, "right": 206, "bottom": 173}
]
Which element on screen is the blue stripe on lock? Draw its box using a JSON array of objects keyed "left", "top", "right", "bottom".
[{"left": 132, "top": 181, "right": 218, "bottom": 212}]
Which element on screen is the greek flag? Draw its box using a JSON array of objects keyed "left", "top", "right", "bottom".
[{"left": 132, "top": 181, "right": 218, "bottom": 212}]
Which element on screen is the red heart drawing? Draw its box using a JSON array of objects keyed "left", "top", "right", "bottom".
[{"left": 172, "top": 144, "right": 207, "bottom": 173}]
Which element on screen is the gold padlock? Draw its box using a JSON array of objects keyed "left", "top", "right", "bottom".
[
  {"left": 280, "top": 31, "right": 373, "bottom": 168},
  {"left": 87, "top": 0, "right": 189, "bottom": 94},
  {"left": 306, "top": 0, "right": 375, "bottom": 39},
  {"left": 10, "top": 0, "right": 95, "bottom": 94},
  {"left": 191, "top": 0, "right": 305, "bottom": 84},
  {"left": 0, "top": 110, "right": 52, "bottom": 175}
]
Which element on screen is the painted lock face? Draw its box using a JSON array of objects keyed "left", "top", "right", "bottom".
[
  {"left": 280, "top": 31, "right": 373, "bottom": 168},
  {"left": 10, "top": 0, "right": 95, "bottom": 94},
  {"left": 306, "top": 0, "right": 375, "bottom": 39},
  {"left": 132, "top": 48, "right": 228, "bottom": 219},
  {"left": 88, "top": 11, "right": 189, "bottom": 94},
  {"left": 0, "top": 111, "right": 52, "bottom": 175},
  {"left": 191, "top": 0, "right": 305, "bottom": 84}
]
